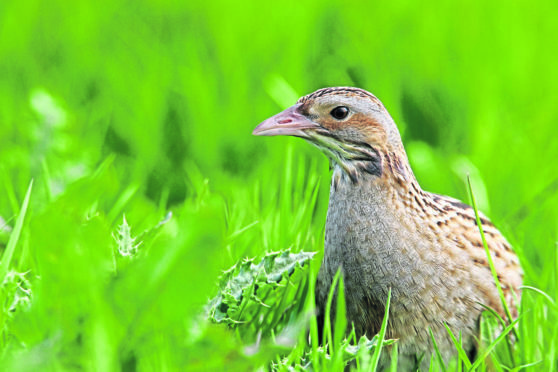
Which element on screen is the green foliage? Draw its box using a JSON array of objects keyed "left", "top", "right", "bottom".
[
  {"left": 207, "top": 250, "right": 315, "bottom": 338},
  {"left": 370, "top": 288, "right": 392, "bottom": 371},
  {"left": 114, "top": 215, "right": 141, "bottom": 258},
  {"left": 272, "top": 334, "right": 397, "bottom": 371},
  {"left": 0, "top": 0, "right": 557, "bottom": 370}
]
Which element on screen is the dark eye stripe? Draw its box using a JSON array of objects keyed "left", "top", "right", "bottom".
[{"left": 330, "top": 106, "right": 349, "bottom": 120}]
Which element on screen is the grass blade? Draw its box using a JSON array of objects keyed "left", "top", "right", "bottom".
[
  {"left": 0, "top": 180, "right": 33, "bottom": 285},
  {"left": 428, "top": 327, "right": 447, "bottom": 372},
  {"left": 41, "top": 159, "right": 53, "bottom": 202},
  {"left": 107, "top": 184, "right": 139, "bottom": 225},
  {"left": 469, "top": 315, "right": 522, "bottom": 370},
  {"left": 389, "top": 342, "right": 398, "bottom": 372},
  {"left": 519, "top": 285, "right": 557, "bottom": 309},
  {"left": 444, "top": 323, "right": 472, "bottom": 370},
  {"left": 332, "top": 273, "right": 347, "bottom": 369},
  {"left": 369, "top": 288, "right": 391, "bottom": 371},
  {"left": 466, "top": 176, "right": 518, "bottom": 339},
  {"left": 307, "top": 263, "right": 320, "bottom": 371},
  {"left": 478, "top": 303, "right": 515, "bottom": 364},
  {"left": 324, "top": 269, "right": 342, "bottom": 354}
]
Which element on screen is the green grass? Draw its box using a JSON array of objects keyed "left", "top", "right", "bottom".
[{"left": 0, "top": 0, "right": 557, "bottom": 370}]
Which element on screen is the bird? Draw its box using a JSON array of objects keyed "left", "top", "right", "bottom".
[{"left": 252, "top": 87, "right": 522, "bottom": 370}]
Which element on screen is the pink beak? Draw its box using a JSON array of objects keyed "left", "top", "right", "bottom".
[{"left": 252, "top": 104, "right": 320, "bottom": 137}]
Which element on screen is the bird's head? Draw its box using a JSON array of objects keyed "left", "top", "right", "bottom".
[{"left": 253, "top": 87, "right": 410, "bottom": 182}]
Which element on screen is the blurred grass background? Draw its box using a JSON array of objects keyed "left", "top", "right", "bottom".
[{"left": 0, "top": 0, "right": 557, "bottom": 370}]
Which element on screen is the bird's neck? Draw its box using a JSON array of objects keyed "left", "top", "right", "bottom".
[
  {"left": 326, "top": 151, "right": 431, "bottom": 275},
  {"left": 331, "top": 146, "right": 421, "bottom": 200}
]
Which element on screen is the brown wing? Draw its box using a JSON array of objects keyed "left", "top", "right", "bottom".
[{"left": 429, "top": 193, "right": 523, "bottom": 317}]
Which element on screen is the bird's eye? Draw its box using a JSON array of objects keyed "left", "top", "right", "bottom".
[{"left": 330, "top": 106, "right": 349, "bottom": 120}]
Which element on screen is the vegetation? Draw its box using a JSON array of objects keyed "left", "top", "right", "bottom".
[{"left": 0, "top": 0, "right": 557, "bottom": 370}]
